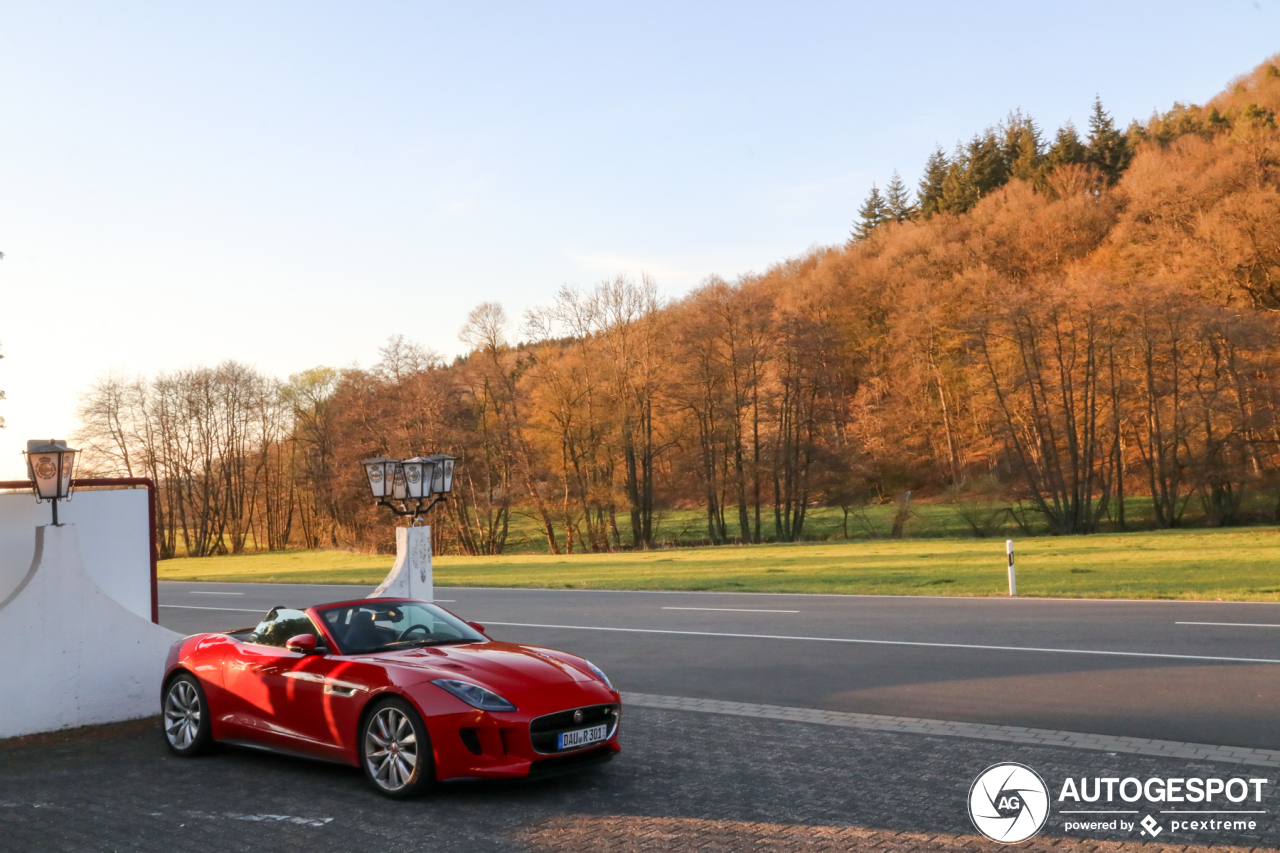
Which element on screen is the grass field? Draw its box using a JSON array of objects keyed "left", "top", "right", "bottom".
[{"left": 158, "top": 526, "right": 1280, "bottom": 601}]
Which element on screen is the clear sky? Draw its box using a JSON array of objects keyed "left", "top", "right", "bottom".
[{"left": 0, "top": 1, "right": 1277, "bottom": 478}]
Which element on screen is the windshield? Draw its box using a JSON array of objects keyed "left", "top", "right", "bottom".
[{"left": 318, "top": 601, "right": 486, "bottom": 654}]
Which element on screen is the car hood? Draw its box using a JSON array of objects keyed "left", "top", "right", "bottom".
[{"left": 363, "top": 641, "right": 594, "bottom": 696}]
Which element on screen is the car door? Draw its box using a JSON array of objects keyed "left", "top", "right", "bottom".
[{"left": 220, "top": 609, "right": 337, "bottom": 754}]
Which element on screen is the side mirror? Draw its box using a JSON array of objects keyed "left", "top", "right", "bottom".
[
  {"left": 286, "top": 634, "right": 325, "bottom": 655},
  {"left": 467, "top": 621, "right": 487, "bottom": 635}
]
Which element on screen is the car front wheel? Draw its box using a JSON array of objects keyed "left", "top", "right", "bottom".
[
  {"left": 360, "top": 698, "right": 434, "bottom": 798},
  {"left": 162, "top": 673, "right": 213, "bottom": 756}
]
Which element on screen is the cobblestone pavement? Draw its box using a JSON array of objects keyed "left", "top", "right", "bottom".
[
  {"left": 625, "top": 692, "right": 1280, "bottom": 768},
  {"left": 2, "top": 706, "right": 1278, "bottom": 853}
]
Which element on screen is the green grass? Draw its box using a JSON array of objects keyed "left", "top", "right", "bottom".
[{"left": 159, "top": 526, "right": 1280, "bottom": 601}]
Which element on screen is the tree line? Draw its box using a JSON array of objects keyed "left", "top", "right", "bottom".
[{"left": 75, "top": 57, "right": 1280, "bottom": 555}]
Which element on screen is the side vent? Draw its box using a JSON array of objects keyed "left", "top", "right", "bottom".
[{"left": 459, "top": 728, "right": 483, "bottom": 756}]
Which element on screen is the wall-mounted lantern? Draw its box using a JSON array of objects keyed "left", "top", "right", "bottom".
[{"left": 25, "top": 439, "right": 78, "bottom": 526}]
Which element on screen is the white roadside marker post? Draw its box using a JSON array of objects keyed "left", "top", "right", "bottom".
[{"left": 1006, "top": 539, "right": 1016, "bottom": 596}]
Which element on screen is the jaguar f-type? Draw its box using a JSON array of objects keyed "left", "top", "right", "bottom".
[{"left": 160, "top": 598, "right": 621, "bottom": 797}]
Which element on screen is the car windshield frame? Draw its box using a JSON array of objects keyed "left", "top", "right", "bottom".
[{"left": 316, "top": 600, "right": 488, "bottom": 655}]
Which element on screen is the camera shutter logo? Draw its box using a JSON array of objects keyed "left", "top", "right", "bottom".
[{"left": 969, "top": 763, "right": 1050, "bottom": 844}]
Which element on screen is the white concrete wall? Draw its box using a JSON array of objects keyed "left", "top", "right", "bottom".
[
  {"left": 0, "top": 524, "right": 180, "bottom": 738},
  {"left": 0, "top": 490, "right": 151, "bottom": 620}
]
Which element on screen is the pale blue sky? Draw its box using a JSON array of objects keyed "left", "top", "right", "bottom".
[{"left": 1, "top": 1, "right": 1277, "bottom": 476}]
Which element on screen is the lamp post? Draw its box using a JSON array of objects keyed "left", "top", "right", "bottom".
[
  {"left": 361, "top": 453, "right": 455, "bottom": 523},
  {"left": 362, "top": 453, "right": 457, "bottom": 602},
  {"left": 24, "top": 439, "right": 78, "bottom": 526}
]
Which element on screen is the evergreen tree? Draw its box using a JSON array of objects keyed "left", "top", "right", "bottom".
[
  {"left": 1238, "top": 102, "right": 1278, "bottom": 131},
  {"left": 1002, "top": 111, "right": 1043, "bottom": 183},
  {"left": 1045, "top": 122, "right": 1087, "bottom": 170},
  {"left": 939, "top": 144, "right": 975, "bottom": 213},
  {"left": 1085, "top": 96, "right": 1132, "bottom": 184},
  {"left": 1208, "top": 106, "right": 1230, "bottom": 133},
  {"left": 884, "top": 170, "right": 915, "bottom": 222},
  {"left": 917, "top": 147, "right": 949, "bottom": 218},
  {"left": 937, "top": 130, "right": 1007, "bottom": 215},
  {"left": 851, "top": 184, "right": 891, "bottom": 241},
  {"left": 967, "top": 129, "right": 1008, "bottom": 197}
]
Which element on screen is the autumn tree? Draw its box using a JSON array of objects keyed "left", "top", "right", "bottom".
[{"left": 459, "top": 302, "right": 560, "bottom": 554}]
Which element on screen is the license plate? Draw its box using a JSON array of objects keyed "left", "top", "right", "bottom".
[{"left": 558, "top": 724, "right": 607, "bottom": 750}]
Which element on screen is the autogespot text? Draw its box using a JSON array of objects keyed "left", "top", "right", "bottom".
[
  {"left": 1059, "top": 776, "right": 1269, "bottom": 837},
  {"left": 1059, "top": 776, "right": 1268, "bottom": 804}
]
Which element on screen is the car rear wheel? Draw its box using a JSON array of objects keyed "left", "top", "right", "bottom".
[
  {"left": 360, "top": 698, "right": 434, "bottom": 798},
  {"left": 162, "top": 673, "right": 213, "bottom": 756}
]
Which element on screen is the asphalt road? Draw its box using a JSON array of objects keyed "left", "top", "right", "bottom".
[{"left": 159, "top": 582, "right": 1280, "bottom": 750}]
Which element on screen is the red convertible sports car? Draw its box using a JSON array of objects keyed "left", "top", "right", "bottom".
[{"left": 161, "top": 598, "right": 621, "bottom": 797}]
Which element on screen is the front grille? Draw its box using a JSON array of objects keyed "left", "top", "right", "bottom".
[{"left": 529, "top": 703, "right": 619, "bottom": 754}]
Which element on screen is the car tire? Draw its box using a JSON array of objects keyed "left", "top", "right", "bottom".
[
  {"left": 359, "top": 697, "right": 434, "bottom": 798},
  {"left": 162, "top": 673, "right": 214, "bottom": 756}
]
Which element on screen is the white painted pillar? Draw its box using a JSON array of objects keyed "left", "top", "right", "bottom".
[{"left": 368, "top": 525, "right": 433, "bottom": 601}]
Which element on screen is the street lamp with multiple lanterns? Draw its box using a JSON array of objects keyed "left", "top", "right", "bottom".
[
  {"left": 362, "top": 453, "right": 456, "bottom": 521},
  {"left": 24, "top": 439, "right": 79, "bottom": 526}
]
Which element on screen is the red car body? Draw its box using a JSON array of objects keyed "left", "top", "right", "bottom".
[{"left": 162, "top": 598, "right": 621, "bottom": 781}]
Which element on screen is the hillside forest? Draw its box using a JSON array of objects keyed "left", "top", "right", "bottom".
[{"left": 75, "top": 57, "right": 1280, "bottom": 558}]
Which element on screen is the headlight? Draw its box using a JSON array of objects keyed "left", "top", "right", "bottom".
[
  {"left": 430, "top": 679, "right": 517, "bottom": 712},
  {"left": 582, "top": 659, "right": 615, "bottom": 691}
]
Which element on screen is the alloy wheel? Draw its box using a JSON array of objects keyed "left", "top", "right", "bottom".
[
  {"left": 164, "top": 680, "right": 202, "bottom": 750},
  {"left": 364, "top": 706, "right": 419, "bottom": 792}
]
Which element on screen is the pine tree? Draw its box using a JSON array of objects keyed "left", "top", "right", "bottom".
[
  {"left": 884, "top": 170, "right": 915, "bottom": 222},
  {"left": 939, "top": 144, "right": 975, "bottom": 213},
  {"left": 1085, "top": 96, "right": 1131, "bottom": 184},
  {"left": 1002, "top": 111, "right": 1043, "bottom": 184},
  {"left": 917, "top": 147, "right": 949, "bottom": 218},
  {"left": 931, "top": 130, "right": 1013, "bottom": 216},
  {"left": 1045, "top": 122, "right": 1087, "bottom": 170},
  {"left": 852, "top": 184, "right": 891, "bottom": 241},
  {"left": 967, "top": 129, "right": 1008, "bottom": 197}
]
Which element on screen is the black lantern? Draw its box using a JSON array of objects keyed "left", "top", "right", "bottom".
[
  {"left": 361, "top": 457, "right": 397, "bottom": 499},
  {"left": 424, "top": 453, "right": 457, "bottom": 495},
  {"left": 363, "top": 453, "right": 454, "bottom": 520},
  {"left": 25, "top": 439, "right": 78, "bottom": 526},
  {"left": 401, "top": 456, "right": 437, "bottom": 501},
  {"left": 390, "top": 463, "right": 408, "bottom": 501}
]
